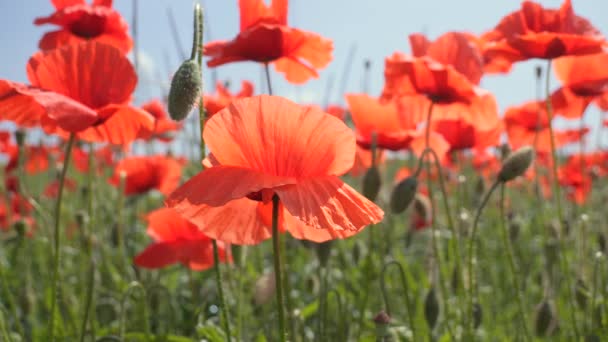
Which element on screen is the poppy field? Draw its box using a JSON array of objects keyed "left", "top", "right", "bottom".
[{"left": 2, "top": 0, "right": 608, "bottom": 341}]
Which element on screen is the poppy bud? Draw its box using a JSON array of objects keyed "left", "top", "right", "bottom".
[
  {"left": 473, "top": 302, "right": 482, "bottom": 329},
  {"left": 362, "top": 166, "right": 381, "bottom": 201},
  {"left": 598, "top": 233, "right": 606, "bottom": 253},
  {"left": 254, "top": 271, "right": 276, "bottom": 306},
  {"left": 414, "top": 193, "right": 432, "bottom": 223},
  {"left": 168, "top": 59, "right": 202, "bottom": 121},
  {"left": 15, "top": 130, "right": 26, "bottom": 146},
  {"left": 535, "top": 300, "right": 554, "bottom": 336},
  {"left": 575, "top": 278, "right": 588, "bottom": 309},
  {"left": 373, "top": 310, "right": 391, "bottom": 340},
  {"left": 424, "top": 286, "right": 439, "bottom": 330},
  {"left": 535, "top": 65, "right": 543, "bottom": 80},
  {"left": 390, "top": 176, "right": 418, "bottom": 213},
  {"left": 497, "top": 146, "right": 534, "bottom": 183}
]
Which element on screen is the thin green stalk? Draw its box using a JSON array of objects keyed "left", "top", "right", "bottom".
[
  {"left": 264, "top": 63, "right": 274, "bottom": 96},
  {"left": 192, "top": 5, "right": 232, "bottom": 339},
  {"left": 466, "top": 180, "right": 499, "bottom": 339},
  {"left": 0, "top": 308, "right": 13, "bottom": 342},
  {"left": 544, "top": 59, "right": 579, "bottom": 338},
  {"left": 380, "top": 261, "right": 416, "bottom": 340},
  {"left": 271, "top": 195, "right": 287, "bottom": 342},
  {"left": 78, "top": 258, "right": 96, "bottom": 342},
  {"left": 589, "top": 253, "right": 601, "bottom": 332},
  {"left": 318, "top": 264, "right": 328, "bottom": 340},
  {"left": 48, "top": 133, "right": 76, "bottom": 342},
  {"left": 421, "top": 102, "right": 454, "bottom": 339},
  {"left": 119, "top": 282, "right": 151, "bottom": 341},
  {"left": 499, "top": 184, "right": 531, "bottom": 340}
]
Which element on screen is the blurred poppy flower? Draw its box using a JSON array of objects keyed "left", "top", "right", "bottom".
[
  {"left": 203, "top": 80, "right": 254, "bottom": 117},
  {"left": 1, "top": 137, "right": 54, "bottom": 175},
  {"left": 345, "top": 94, "right": 449, "bottom": 157},
  {"left": 141, "top": 100, "right": 181, "bottom": 142},
  {"left": 349, "top": 146, "right": 384, "bottom": 177},
  {"left": 71, "top": 145, "right": 114, "bottom": 174},
  {"left": 558, "top": 154, "right": 593, "bottom": 204},
  {"left": 482, "top": 0, "right": 605, "bottom": 71},
  {"left": 431, "top": 93, "right": 503, "bottom": 152},
  {"left": 382, "top": 32, "right": 485, "bottom": 104},
  {"left": 550, "top": 53, "right": 608, "bottom": 118},
  {"left": 109, "top": 155, "right": 184, "bottom": 196},
  {"left": 167, "top": 95, "right": 383, "bottom": 245},
  {"left": 43, "top": 178, "right": 77, "bottom": 198},
  {"left": 204, "top": 0, "right": 333, "bottom": 84},
  {"left": 35, "top": 0, "right": 132, "bottom": 54},
  {"left": 0, "top": 42, "right": 153, "bottom": 144},
  {"left": 134, "top": 208, "right": 231, "bottom": 271},
  {"left": 504, "top": 101, "right": 587, "bottom": 153},
  {"left": 0, "top": 195, "right": 34, "bottom": 232}
]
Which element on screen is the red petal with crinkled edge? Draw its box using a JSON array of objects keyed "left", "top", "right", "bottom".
[
  {"left": 51, "top": 0, "right": 84, "bottom": 10},
  {"left": 27, "top": 42, "right": 136, "bottom": 109},
  {"left": 276, "top": 176, "right": 383, "bottom": 232},
  {"left": 167, "top": 165, "right": 296, "bottom": 208},
  {"left": 75, "top": 105, "right": 154, "bottom": 144},
  {"left": 204, "top": 95, "right": 355, "bottom": 178},
  {"left": 239, "top": 0, "right": 287, "bottom": 30},
  {"left": 284, "top": 210, "right": 362, "bottom": 242},
  {"left": 134, "top": 243, "right": 179, "bottom": 269},
  {"left": 169, "top": 197, "right": 273, "bottom": 245},
  {"left": 0, "top": 80, "right": 97, "bottom": 132}
]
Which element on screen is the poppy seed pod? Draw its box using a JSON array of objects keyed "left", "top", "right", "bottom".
[
  {"left": 168, "top": 59, "right": 202, "bottom": 121},
  {"left": 535, "top": 300, "right": 554, "bottom": 336},
  {"left": 362, "top": 166, "right": 381, "bottom": 201},
  {"left": 390, "top": 176, "right": 418, "bottom": 213},
  {"left": 497, "top": 146, "right": 535, "bottom": 182},
  {"left": 424, "top": 286, "right": 439, "bottom": 329}
]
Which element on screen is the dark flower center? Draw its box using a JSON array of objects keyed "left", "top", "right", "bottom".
[{"left": 70, "top": 14, "right": 106, "bottom": 38}]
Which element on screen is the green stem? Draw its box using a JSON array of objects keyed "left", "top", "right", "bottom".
[
  {"left": 264, "top": 63, "right": 274, "bottom": 96},
  {"left": 499, "top": 184, "right": 531, "bottom": 340},
  {"left": 466, "top": 180, "right": 499, "bottom": 339},
  {"left": 78, "top": 258, "right": 96, "bottom": 342},
  {"left": 544, "top": 59, "right": 579, "bottom": 339},
  {"left": 271, "top": 195, "right": 287, "bottom": 342},
  {"left": 380, "top": 261, "right": 416, "bottom": 340},
  {"left": 48, "top": 133, "right": 76, "bottom": 342},
  {"left": 212, "top": 240, "right": 232, "bottom": 341}
]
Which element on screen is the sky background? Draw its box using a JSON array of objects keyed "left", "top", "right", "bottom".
[{"left": 1, "top": 0, "right": 607, "bottom": 149}]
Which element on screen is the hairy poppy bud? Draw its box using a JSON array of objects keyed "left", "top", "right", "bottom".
[
  {"left": 424, "top": 286, "right": 439, "bottom": 330},
  {"left": 168, "top": 59, "right": 202, "bottom": 121},
  {"left": 473, "top": 302, "right": 482, "bottom": 329},
  {"left": 535, "top": 300, "right": 554, "bottom": 337},
  {"left": 390, "top": 176, "right": 418, "bottom": 213},
  {"left": 362, "top": 166, "right": 381, "bottom": 201},
  {"left": 497, "top": 146, "right": 534, "bottom": 182},
  {"left": 373, "top": 310, "right": 391, "bottom": 339}
]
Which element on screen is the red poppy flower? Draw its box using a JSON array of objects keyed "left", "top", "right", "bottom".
[
  {"left": 431, "top": 94, "right": 503, "bottom": 152},
  {"left": 558, "top": 154, "right": 593, "bottom": 204},
  {"left": 504, "top": 101, "right": 588, "bottom": 153},
  {"left": 0, "top": 42, "right": 153, "bottom": 144},
  {"left": 550, "top": 53, "right": 608, "bottom": 118},
  {"left": 382, "top": 32, "right": 485, "bottom": 104},
  {"left": 141, "top": 100, "right": 181, "bottom": 142},
  {"left": 345, "top": 94, "right": 449, "bottom": 157},
  {"left": 0, "top": 195, "right": 34, "bottom": 232},
  {"left": 71, "top": 145, "right": 114, "bottom": 173},
  {"left": 203, "top": 80, "right": 254, "bottom": 117},
  {"left": 482, "top": 0, "right": 605, "bottom": 70},
  {"left": 204, "top": 0, "right": 333, "bottom": 84},
  {"left": 167, "top": 95, "right": 383, "bottom": 245},
  {"left": 43, "top": 178, "right": 77, "bottom": 198},
  {"left": 35, "top": 0, "right": 132, "bottom": 54},
  {"left": 109, "top": 155, "right": 184, "bottom": 196},
  {"left": 134, "top": 208, "right": 231, "bottom": 271},
  {"left": 1, "top": 138, "right": 54, "bottom": 175}
]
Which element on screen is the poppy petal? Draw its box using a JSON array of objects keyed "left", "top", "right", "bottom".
[
  {"left": 27, "top": 41, "right": 136, "bottom": 109},
  {"left": 239, "top": 0, "right": 288, "bottom": 30},
  {"left": 134, "top": 243, "right": 179, "bottom": 269},
  {"left": 284, "top": 210, "right": 362, "bottom": 242},
  {"left": 51, "top": 0, "right": 84, "bottom": 10},
  {"left": 0, "top": 80, "right": 97, "bottom": 131},
  {"left": 204, "top": 95, "right": 355, "bottom": 178},
  {"left": 276, "top": 176, "right": 383, "bottom": 232},
  {"left": 167, "top": 165, "right": 296, "bottom": 208},
  {"left": 169, "top": 197, "right": 273, "bottom": 245},
  {"left": 77, "top": 105, "right": 154, "bottom": 144}
]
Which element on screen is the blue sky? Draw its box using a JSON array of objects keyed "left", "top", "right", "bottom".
[{"left": 1, "top": 0, "right": 607, "bottom": 148}]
